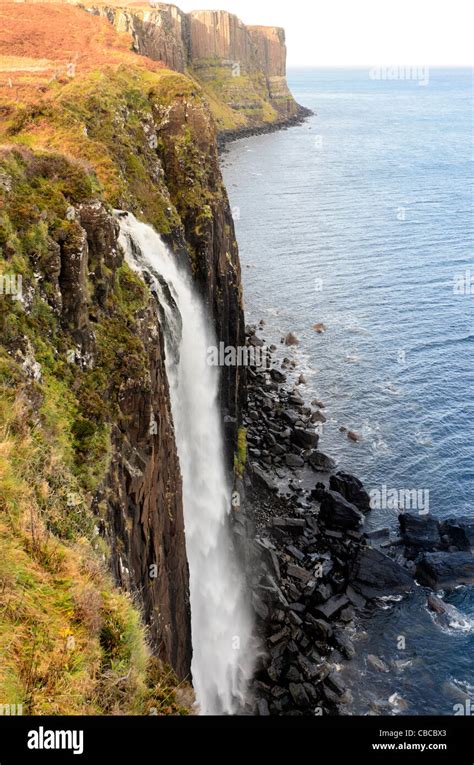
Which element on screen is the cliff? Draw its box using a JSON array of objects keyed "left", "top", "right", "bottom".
[
  {"left": 82, "top": 2, "right": 306, "bottom": 134},
  {"left": 0, "top": 0, "right": 244, "bottom": 712}
]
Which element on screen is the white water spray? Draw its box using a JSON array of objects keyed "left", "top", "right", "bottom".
[{"left": 118, "top": 213, "right": 254, "bottom": 714}]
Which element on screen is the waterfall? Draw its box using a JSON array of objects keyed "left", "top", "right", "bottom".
[{"left": 117, "top": 213, "right": 254, "bottom": 714}]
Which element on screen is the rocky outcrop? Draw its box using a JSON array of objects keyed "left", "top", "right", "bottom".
[
  {"left": 84, "top": 2, "right": 190, "bottom": 72},
  {"left": 83, "top": 2, "right": 308, "bottom": 134}
]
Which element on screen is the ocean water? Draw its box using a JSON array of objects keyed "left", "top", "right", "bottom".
[{"left": 221, "top": 68, "right": 474, "bottom": 715}]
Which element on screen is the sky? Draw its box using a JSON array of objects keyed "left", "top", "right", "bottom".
[{"left": 176, "top": 0, "right": 474, "bottom": 67}]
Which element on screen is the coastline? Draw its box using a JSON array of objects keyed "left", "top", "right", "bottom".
[{"left": 217, "top": 104, "right": 314, "bottom": 153}]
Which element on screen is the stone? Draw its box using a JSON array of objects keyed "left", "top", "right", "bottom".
[
  {"left": 367, "top": 654, "right": 390, "bottom": 673},
  {"left": 291, "top": 428, "right": 319, "bottom": 449},
  {"left": 281, "top": 409, "right": 300, "bottom": 426},
  {"left": 330, "top": 472, "right": 371, "bottom": 512},
  {"left": 333, "top": 629, "right": 356, "bottom": 659},
  {"left": 416, "top": 551, "right": 474, "bottom": 589},
  {"left": 352, "top": 547, "right": 414, "bottom": 598},
  {"left": 308, "top": 450, "right": 336, "bottom": 472},
  {"left": 271, "top": 517, "right": 306, "bottom": 534},
  {"left": 252, "top": 464, "right": 278, "bottom": 493},
  {"left": 285, "top": 453, "right": 305, "bottom": 468},
  {"left": 297, "top": 655, "right": 321, "bottom": 680},
  {"left": 319, "top": 490, "right": 365, "bottom": 531},
  {"left": 284, "top": 332, "right": 300, "bottom": 346},
  {"left": 257, "top": 698, "right": 270, "bottom": 716},
  {"left": 305, "top": 614, "right": 333, "bottom": 640},
  {"left": 313, "top": 594, "right": 349, "bottom": 620},
  {"left": 399, "top": 513, "right": 441, "bottom": 550},
  {"left": 288, "top": 683, "right": 310, "bottom": 708},
  {"left": 270, "top": 368, "right": 286, "bottom": 383},
  {"left": 286, "top": 544, "right": 305, "bottom": 562},
  {"left": 440, "top": 517, "right": 474, "bottom": 551},
  {"left": 287, "top": 564, "right": 312, "bottom": 583}
]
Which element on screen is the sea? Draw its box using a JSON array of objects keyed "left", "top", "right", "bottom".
[{"left": 221, "top": 67, "right": 474, "bottom": 715}]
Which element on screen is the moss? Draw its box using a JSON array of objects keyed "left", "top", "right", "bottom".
[{"left": 234, "top": 426, "right": 247, "bottom": 478}]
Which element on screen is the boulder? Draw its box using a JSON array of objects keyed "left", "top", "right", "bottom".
[
  {"left": 440, "top": 516, "right": 474, "bottom": 552},
  {"left": 270, "top": 368, "right": 286, "bottom": 383},
  {"left": 352, "top": 547, "right": 414, "bottom": 598},
  {"left": 416, "top": 552, "right": 474, "bottom": 589},
  {"left": 281, "top": 409, "right": 300, "bottom": 427},
  {"left": 319, "top": 490, "right": 365, "bottom": 531},
  {"left": 252, "top": 465, "right": 277, "bottom": 493},
  {"left": 284, "top": 332, "right": 300, "bottom": 346},
  {"left": 271, "top": 517, "right": 306, "bottom": 535},
  {"left": 288, "top": 683, "right": 310, "bottom": 708},
  {"left": 285, "top": 453, "right": 305, "bottom": 469},
  {"left": 330, "top": 472, "right": 371, "bottom": 512},
  {"left": 313, "top": 594, "right": 349, "bottom": 620},
  {"left": 399, "top": 512, "right": 441, "bottom": 550},
  {"left": 308, "top": 451, "right": 336, "bottom": 472},
  {"left": 291, "top": 428, "right": 319, "bottom": 449}
]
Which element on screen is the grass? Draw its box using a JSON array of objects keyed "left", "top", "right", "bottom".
[{"left": 0, "top": 145, "right": 193, "bottom": 714}]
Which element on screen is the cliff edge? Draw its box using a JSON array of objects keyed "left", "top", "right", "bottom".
[{"left": 82, "top": 2, "right": 310, "bottom": 135}]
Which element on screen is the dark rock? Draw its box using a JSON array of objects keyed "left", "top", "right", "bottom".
[
  {"left": 271, "top": 517, "right": 306, "bottom": 534},
  {"left": 291, "top": 428, "right": 319, "bottom": 449},
  {"left": 333, "top": 629, "right": 356, "bottom": 659},
  {"left": 252, "top": 464, "right": 278, "bottom": 493},
  {"left": 440, "top": 517, "right": 474, "bottom": 552},
  {"left": 297, "top": 655, "right": 321, "bottom": 681},
  {"left": 346, "top": 585, "right": 366, "bottom": 609},
  {"left": 352, "top": 547, "right": 414, "bottom": 598},
  {"left": 288, "top": 683, "right": 310, "bottom": 708},
  {"left": 313, "top": 594, "right": 349, "bottom": 620},
  {"left": 399, "top": 512, "right": 441, "bottom": 550},
  {"left": 366, "top": 527, "right": 390, "bottom": 543},
  {"left": 286, "top": 666, "right": 303, "bottom": 683},
  {"left": 270, "top": 444, "right": 286, "bottom": 457},
  {"left": 270, "top": 368, "right": 286, "bottom": 383},
  {"left": 305, "top": 614, "right": 333, "bottom": 640},
  {"left": 285, "top": 453, "right": 305, "bottom": 469},
  {"left": 281, "top": 409, "right": 300, "bottom": 426},
  {"left": 287, "top": 564, "right": 313, "bottom": 583},
  {"left": 286, "top": 544, "right": 305, "bottom": 562},
  {"left": 330, "top": 472, "right": 371, "bottom": 512},
  {"left": 308, "top": 450, "right": 336, "bottom": 472},
  {"left": 367, "top": 654, "right": 390, "bottom": 673},
  {"left": 310, "top": 410, "right": 327, "bottom": 424},
  {"left": 416, "top": 551, "right": 474, "bottom": 589},
  {"left": 252, "top": 592, "right": 269, "bottom": 620},
  {"left": 319, "top": 490, "right": 365, "bottom": 531},
  {"left": 326, "top": 671, "right": 346, "bottom": 696}
]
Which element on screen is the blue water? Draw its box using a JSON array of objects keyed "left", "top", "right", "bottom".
[{"left": 221, "top": 68, "right": 474, "bottom": 714}]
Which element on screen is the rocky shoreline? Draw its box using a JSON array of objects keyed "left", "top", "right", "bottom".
[
  {"left": 217, "top": 105, "right": 314, "bottom": 153},
  {"left": 234, "top": 326, "right": 474, "bottom": 715}
]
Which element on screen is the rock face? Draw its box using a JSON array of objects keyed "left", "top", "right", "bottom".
[
  {"left": 86, "top": 3, "right": 189, "bottom": 72},
  {"left": 80, "top": 204, "right": 192, "bottom": 679},
  {"left": 416, "top": 552, "right": 474, "bottom": 589},
  {"left": 85, "top": 2, "right": 306, "bottom": 133},
  {"left": 352, "top": 547, "right": 414, "bottom": 598}
]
